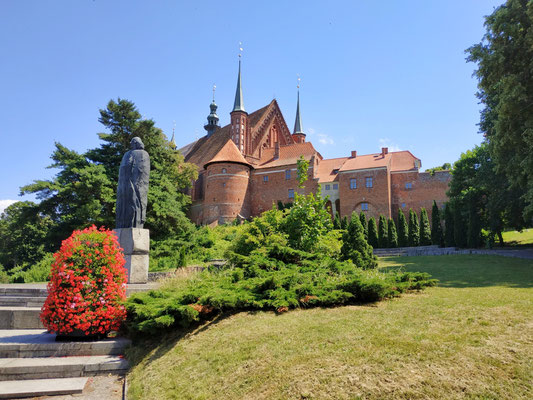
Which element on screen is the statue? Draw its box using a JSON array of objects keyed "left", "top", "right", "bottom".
[{"left": 116, "top": 137, "right": 150, "bottom": 229}]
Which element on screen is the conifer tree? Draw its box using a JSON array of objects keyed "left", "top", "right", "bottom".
[
  {"left": 359, "top": 212, "right": 368, "bottom": 240},
  {"left": 341, "top": 216, "right": 348, "bottom": 230},
  {"left": 341, "top": 212, "right": 377, "bottom": 269},
  {"left": 397, "top": 209, "right": 408, "bottom": 247},
  {"left": 378, "top": 215, "right": 388, "bottom": 248},
  {"left": 444, "top": 203, "right": 455, "bottom": 247},
  {"left": 408, "top": 209, "right": 420, "bottom": 247},
  {"left": 387, "top": 218, "right": 398, "bottom": 248},
  {"left": 453, "top": 204, "right": 467, "bottom": 248},
  {"left": 467, "top": 201, "right": 481, "bottom": 248},
  {"left": 367, "top": 217, "right": 379, "bottom": 248},
  {"left": 419, "top": 208, "right": 432, "bottom": 246},
  {"left": 431, "top": 201, "right": 444, "bottom": 246}
]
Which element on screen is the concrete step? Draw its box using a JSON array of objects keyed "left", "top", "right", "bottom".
[
  {"left": 0, "top": 355, "right": 129, "bottom": 381},
  {"left": 0, "top": 286, "right": 48, "bottom": 298},
  {"left": 0, "top": 297, "right": 45, "bottom": 307},
  {"left": 0, "top": 307, "right": 43, "bottom": 329},
  {"left": 0, "top": 330, "right": 131, "bottom": 358},
  {"left": 0, "top": 377, "right": 88, "bottom": 398}
]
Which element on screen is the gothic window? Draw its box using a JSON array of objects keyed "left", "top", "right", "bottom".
[{"left": 361, "top": 202, "right": 369, "bottom": 211}]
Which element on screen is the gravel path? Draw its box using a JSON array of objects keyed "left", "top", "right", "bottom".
[{"left": 27, "top": 375, "right": 124, "bottom": 400}]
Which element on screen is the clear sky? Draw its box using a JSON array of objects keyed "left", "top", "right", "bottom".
[{"left": 0, "top": 0, "right": 504, "bottom": 210}]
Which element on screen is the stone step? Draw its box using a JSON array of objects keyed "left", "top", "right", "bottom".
[
  {"left": 0, "top": 287, "right": 47, "bottom": 298},
  {"left": 0, "top": 297, "right": 45, "bottom": 307},
  {"left": 0, "top": 377, "right": 88, "bottom": 399},
  {"left": 0, "top": 330, "right": 131, "bottom": 358},
  {"left": 0, "top": 355, "right": 129, "bottom": 381},
  {"left": 0, "top": 307, "right": 43, "bottom": 329}
]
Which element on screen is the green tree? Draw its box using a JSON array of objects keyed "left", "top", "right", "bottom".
[
  {"left": 21, "top": 99, "right": 197, "bottom": 245},
  {"left": 367, "top": 217, "right": 379, "bottom": 248},
  {"left": 296, "top": 155, "right": 310, "bottom": 189},
  {"left": 397, "top": 209, "right": 408, "bottom": 247},
  {"left": 425, "top": 163, "right": 452, "bottom": 175},
  {"left": 408, "top": 209, "right": 420, "bottom": 247},
  {"left": 387, "top": 218, "right": 398, "bottom": 248},
  {"left": 419, "top": 208, "right": 432, "bottom": 246},
  {"left": 453, "top": 202, "right": 468, "bottom": 248},
  {"left": 444, "top": 203, "right": 455, "bottom": 247},
  {"left": 377, "top": 215, "right": 388, "bottom": 248},
  {"left": 431, "top": 201, "right": 444, "bottom": 247},
  {"left": 359, "top": 212, "right": 368, "bottom": 239},
  {"left": 340, "top": 212, "right": 377, "bottom": 269},
  {"left": 467, "top": 202, "right": 482, "bottom": 248},
  {"left": 333, "top": 212, "right": 342, "bottom": 230},
  {"left": 0, "top": 202, "right": 54, "bottom": 270},
  {"left": 467, "top": 0, "right": 533, "bottom": 221}
]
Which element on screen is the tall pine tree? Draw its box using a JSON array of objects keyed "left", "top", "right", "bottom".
[
  {"left": 367, "top": 217, "right": 379, "bottom": 248},
  {"left": 387, "top": 218, "right": 398, "bottom": 248},
  {"left": 419, "top": 208, "right": 432, "bottom": 246},
  {"left": 359, "top": 212, "right": 368, "bottom": 240},
  {"left": 431, "top": 201, "right": 444, "bottom": 246},
  {"left": 408, "top": 209, "right": 420, "bottom": 247},
  {"left": 397, "top": 209, "right": 408, "bottom": 247},
  {"left": 378, "top": 215, "right": 388, "bottom": 248},
  {"left": 444, "top": 204, "right": 455, "bottom": 247}
]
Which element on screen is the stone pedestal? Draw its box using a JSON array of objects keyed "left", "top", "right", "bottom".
[{"left": 114, "top": 228, "right": 149, "bottom": 284}]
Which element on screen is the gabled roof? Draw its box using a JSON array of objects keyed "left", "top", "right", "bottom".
[
  {"left": 316, "top": 157, "right": 348, "bottom": 183},
  {"left": 338, "top": 151, "right": 419, "bottom": 173},
  {"left": 204, "top": 140, "right": 251, "bottom": 168},
  {"left": 257, "top": 142, "right": 320, "bottom": 169}
]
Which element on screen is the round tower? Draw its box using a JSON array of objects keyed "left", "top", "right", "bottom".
[{"left": 202, "top": 141, "right": 251, "bottom": 225}]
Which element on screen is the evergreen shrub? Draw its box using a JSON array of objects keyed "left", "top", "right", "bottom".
[
  {"left": 367, "top": 217, "right": 379, "bottom": 248},
  {"left": 387, "top": 218, "right": 398, "bottom": 248},
  {"left": 378, "top": 215, "right": 388, "bottom": 248},
  {"left": 408, "top": 209, "right": 420, "bottom": 247},
  {"left": 419, "top": 208, "right": 432, "bottom": 246},
  {"left": 397, "top": 209, "right": 408, "bottom": 247}
]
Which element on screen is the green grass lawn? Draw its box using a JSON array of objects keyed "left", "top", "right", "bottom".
[
  {"left": 126, "top": 255, "right": 533, "bottom": 400},
  {"left": 502, "top": 229, "right": 533, "bottom": 246}
]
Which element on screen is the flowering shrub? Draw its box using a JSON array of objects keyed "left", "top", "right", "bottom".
[{"left": 41, "top": 226, "right": 127, "bottom": 336}]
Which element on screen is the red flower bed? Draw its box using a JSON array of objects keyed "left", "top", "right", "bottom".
[{"left": 41, "top": 226, "right": 127, "bottom": 336}]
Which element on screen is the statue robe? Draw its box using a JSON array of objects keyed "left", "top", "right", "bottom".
[{"left": 115, "top": 149, "right": 150, "bottom": 228}]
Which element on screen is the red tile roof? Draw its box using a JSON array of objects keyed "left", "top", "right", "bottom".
[
  {"left": 257, "top": 142, "right": 321, "bottom": 169},
  {"left": 338, "top": 151, "right": 418, "bottom": 173},
  {"left": 204, "top": 140, "right": 250, "bottom": 168},
  {"left": 315, "top": 157, "right": 348, "bottom": 183}
]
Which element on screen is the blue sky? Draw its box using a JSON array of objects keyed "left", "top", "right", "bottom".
[{"left": 0, "top": 0, "right": 504, "bottom": 211}]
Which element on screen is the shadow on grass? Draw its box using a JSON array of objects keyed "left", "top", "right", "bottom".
[{"left": 381, "top": 254, "right": 533, "bottom": 288}]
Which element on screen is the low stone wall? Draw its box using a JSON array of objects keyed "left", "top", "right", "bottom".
[{"left": 374, "top": 246, "right": 533, "bottom": 259}]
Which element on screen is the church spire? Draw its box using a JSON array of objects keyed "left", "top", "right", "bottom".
[
  {"left": 292, "top": 77, "right": 306, "bottom": 143},
  {"left": 204, "top": 84, "right": 219, "bottom": 137},
  {"left": 232, "top": 45, "right": 245, "bottom": 112}
]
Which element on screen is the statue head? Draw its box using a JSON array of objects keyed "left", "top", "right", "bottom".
[{"left": 130, "top": 137, "right": 145, "bottom": 150}]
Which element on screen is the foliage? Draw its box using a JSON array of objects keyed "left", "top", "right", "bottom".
[
  {"left": 444, "top": 204, "right": 455, "bottom": 247},
  {"left": 296, "top": 155, "right": 310, "bottom": 189},
  {"left": 0, "top": 265, "right": 8, "bottom": 284},
  {"left": 466, "top": 0, "right": 533, "bottom": 221},
  {"left": 408, "top": 209, "right": 420, "bottom": 247},
  {"left": 0, "top": 201, "right": 54, "bottom": 270},
  {"left": 20, "top": 98, "right": 197, "bottom": 249},
  {"left": 453, "top": 202, "right": 468, "bottom": 248},
  {"left": 419, "top": 208, "right": 432, "bottom": 246},
  {"left": 359, "top": 212, "right": 368, "bottom": 240},
  {"left": 125, "top": 257, "right": 434, "bottom": 336},
  {"left": 340, "top": 212, "right": 377, "bottom": 269},
  {"left": 333, "top": 212, "right": 342, "bottom": 229},
  {"left": 397, "top": 209, "right": 408, "bottom": 247},
  {"left": 7, "top": 253, "right": 54, "bottom": 283},
  {"left": 467, "top": 202, "right": 482, "bottom": 248},
  {"left": 41, "top": 226, "right": 127, "bottom": 336},
  {"left": 367, "top": 217, "right": 379, "bottom": 248},
  {"left": 378, "top": 215, "right": 388, "bottom": 248},
  {"left": 425, "top": 163, "right": 452, "bottom": 175},
  {"left": 387, "top": 218, "right": 398, "bottom": 248},
  {"left": 431, "top": 201, "right": 444, "bottom": 247}
]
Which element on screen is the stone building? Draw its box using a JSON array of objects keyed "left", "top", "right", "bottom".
[{"left": 181, "top": 61, "right": 451, "bottom": 225}]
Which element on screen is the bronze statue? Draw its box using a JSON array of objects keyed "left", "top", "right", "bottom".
[{"left": 116, "top": 137, "right": 150, "bottom": 228}]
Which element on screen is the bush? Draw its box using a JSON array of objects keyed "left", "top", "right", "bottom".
[
  {"left": 453, "top": 203, "right": 467, "bottom": 248},
  {"left": 408, "top": 209, "right": 420, "bottom": 247},
  {"left": 444, "top": 204, "right": 455, "bottom": 247},
  {"left": 431, "top": 201, "right": 444, "bottom": 247},
  {"left": 8, "top": 253, "right": 54, "bottom": 283},
  {"left": 419, "top": 208, "right": 432, "bottom": 246},
  {"left": 0, "top": 265, "right": 8, "bottom": 284},
  {"left": 41, "top": 226, "right": 127, "bottom": 336},
  {"left": 367, "top": 217, "right": 379, "bottom": 248},
  {"left": 378, "top": 215, "right": 388, "bottom": 248},
  {"left": 359, "top": 212, "right": 368, "bottom": 240},
  {"left": 341, "top": 212, "right": 377, "bottom": 269},
  {"left": 387, "top": 218, "right": 398, "bottom": 248},
  {"left": 397, "top": 209, "right": 408, "bottom": 247}
]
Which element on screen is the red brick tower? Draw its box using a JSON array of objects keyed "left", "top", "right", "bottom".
[
  {"left": 230, "top": 57, "right": 248, "bottom": 155},
  {"left": 203, "top": 140, "right": 252, "bottom": 225}
]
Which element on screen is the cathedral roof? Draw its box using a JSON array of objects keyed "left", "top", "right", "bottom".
[
  {"left": 256, "top": 142, "right": 320, "bottom": 169},
  {"left": 204, "top": 139, "right": 251, "bottom": 168}
]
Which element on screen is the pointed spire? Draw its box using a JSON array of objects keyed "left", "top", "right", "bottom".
[
  {"left": 232, "top": 45, "right": 245, "bottom": 112},
  {"left": 170, "top": 121, "right": 177, "bottom": 149},
  {"left": 293, "top": 77, "right": 304, "bottom": 135},
  {"left": 204, "top": 84, "right": 219, "bottom": 137}
]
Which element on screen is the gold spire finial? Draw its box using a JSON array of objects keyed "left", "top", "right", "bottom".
[
  {"left": 239, "top": 42, "right": 243, "bottom": 58},
  {"left": 213, "top": 84, "right": 216, "bottom": 101},
  {"left": 297, "top": 75, "right": 301, "bottom": 89}
]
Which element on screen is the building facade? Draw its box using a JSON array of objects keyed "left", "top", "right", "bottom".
[{"left": 180, "top": 63, "right": 451, "bottom": 225}]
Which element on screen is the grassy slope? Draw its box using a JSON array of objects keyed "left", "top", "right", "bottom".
[
  {"left": 127, "top": 255, "right": 533, "bottom": 400},
  {"left": 502, "top": 229, "right": 533, "bottom": 246}
]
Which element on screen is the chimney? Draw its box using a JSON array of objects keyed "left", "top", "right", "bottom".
[
  {"left": 350, "top": 150, "right": 357, "bottom": 158},
  {"left": 274, "top": 142, "right": 280, "bottom": 159},
  {"left": 381, "top": 147, "right": 388, "bottom": 156}
]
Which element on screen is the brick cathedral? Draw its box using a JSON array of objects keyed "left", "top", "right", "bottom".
[{"left": 180, "top": 60, "right": 451, "bottom": 225}]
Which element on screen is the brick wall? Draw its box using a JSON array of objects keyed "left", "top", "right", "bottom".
[{"left": 338, "top": 167, "right": 391, "bottom": 220}]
